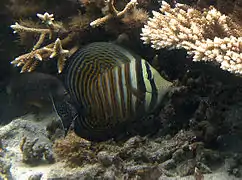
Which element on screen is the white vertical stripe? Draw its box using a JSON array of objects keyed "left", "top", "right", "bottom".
[
  {"left": 104, "top": 71, "right": 112, "bottom": 116},
  {"left": 98, "top": 75, "right": 108, "bottom": 120},
  {"left": 114, "top": 67, "right": 122, "bottom": 118},
  {"left": 121, "top": 63, "right": 128, "bottom": 117},
  {"left": 129, "top": 60, "right": 138, "bottom": 113}
]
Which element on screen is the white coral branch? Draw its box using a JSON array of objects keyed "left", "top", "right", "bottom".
[{"left": 141, "top": 1, "right": 242, "bottom": 74}]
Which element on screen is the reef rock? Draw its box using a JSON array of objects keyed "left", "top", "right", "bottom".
[{"left": 0, "top": 112, "right": 242, "bottom": 180}]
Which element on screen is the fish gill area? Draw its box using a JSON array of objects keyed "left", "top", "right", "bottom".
[{"left": 0, "top": 0, "right": 242, "bottom": 179}]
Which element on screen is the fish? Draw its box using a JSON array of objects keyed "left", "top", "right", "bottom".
[{"left": 64, "top": 42, "right": 173, "bottom": 141}]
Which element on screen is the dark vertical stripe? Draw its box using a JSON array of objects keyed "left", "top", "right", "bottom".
[
  {"left": 144, "top": 62, "right": 158, "bottom": 111},
  {"left": 73, "top": 54, "right": 88, "bottom": 105},
  {"left": 101, "top": 72, "right": 109, "bottom": 123},
  {"left": 82, "top": 64, "right": 91, "bottom": 107},
  {"left": 97, "top": 75, "right": 106, "bottom": 122},
  {"left": 89, "top": 77, "right": 98, "bottom": 116},
  {"left": 104, "top": 71, "right": 113, "bottom": 121},
  {"left": 67, "top": 51, "right": 83, "bottom": 103},
  {"left": 114, "top": 67, "right": 122, "bottom": 121},
  {"left": 108, "top": 69, "right": 117, "bottom": 123},
  {"left": 135, "top": 59, "right": 146, "bottom": 115},
  {"left": 95, "top": 78, "right": 105, "bottom": 125},
  {"left": 124, "top": 62, "right": 132, "bottom": 118},
  {"left": 118, "top": 66, "right": 125, "bottom": 120}
]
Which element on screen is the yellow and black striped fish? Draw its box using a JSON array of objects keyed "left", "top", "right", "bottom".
[{"left": 65, "top": 42, "right": 172, "bottom": 140}]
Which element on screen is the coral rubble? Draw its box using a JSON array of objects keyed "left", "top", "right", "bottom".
[{"left": 53, "top": 131, "right": 98, "bottom": 167}]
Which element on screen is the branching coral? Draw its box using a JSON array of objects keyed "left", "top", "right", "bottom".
[
  {"left": 10, "top": 0, "right": 148, "bottom": 73},
  {"left": 90, "top": 0, "right": 138, "bottom": 27},
  {"left": 121, "top": 7, "right": 149, "bottom": 29},
  {"left": 11, "top": 12, "right": 70, "bottom": 73},
  {"left": 141, "top": 1, "right": 242, "bottom": 74}
]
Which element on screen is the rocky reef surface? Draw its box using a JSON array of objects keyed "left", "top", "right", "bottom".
[
  {"left": 1, "top": 44, "right": 242, "bottom": 180},
  {"left": 0, "top": 119, "right": 241, "bottom": 180},
  {"left": 1, "top": 1, "right": 242, "bottom": 179},
  {"left": 1, "top": 62, "right": 242, "bottom": 180}
]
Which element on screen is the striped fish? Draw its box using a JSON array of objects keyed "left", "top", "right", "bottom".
[{"left": 64, "top": 42, "right": 172, "bottom": 140}]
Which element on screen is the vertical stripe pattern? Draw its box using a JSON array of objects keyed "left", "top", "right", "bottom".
[{"left": 65, "top": 42, "right": 172, "bottom": 136}]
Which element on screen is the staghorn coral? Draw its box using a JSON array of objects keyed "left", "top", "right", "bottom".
[
  {"left": 10, "top": 12, "right": 71, "bottom": 73},
  {"left": 121, "top": 7, "right": 149, "bottom": 29},
  {"left": 90, "top": 0, "right": 138, "bottom": 27},
  {"left": 76, "top": 0, "right": 148, "bottom": 32},
  {"left": 141, "top": 1, "right": 242, "bottom": 74},
  {"left": 10, "top": 0, "right": 147, "bottom": 73}
]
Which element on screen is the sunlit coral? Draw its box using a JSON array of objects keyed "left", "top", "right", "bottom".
[
  {"left": 141, "top": 1, "right": 242, "bottom": 74},
  {"left": 90, "top": 0, "right": 138, "bottom": 27},
  {"left": 10, "top": 0, "right": 144, "bottom": 74}
]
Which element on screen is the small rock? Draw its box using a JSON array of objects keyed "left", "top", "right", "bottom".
[
  {"left": 159, "top": 159, "right": 176, "bottom": 170},
  {"left": 123, "top": 136, "right": 144, "bottom": 149},
  {"left": 103, "top": 169, "right": 116, "bottom": 180},
  {"left": 148, "top": 149, "right": 172, "bottom": 163},
  {"left": 28, "top": 173, "right": 43, "bottom": 180},
  {"left": 172, "top": 149, "right": 185, "bottom": 162},
  {"left": 97, "top": 151, "right": 120, "bottom": 167}
]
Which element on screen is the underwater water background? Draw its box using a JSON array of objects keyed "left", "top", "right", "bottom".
[{"left": 0, "top": 0, "right": 242, "bottom": 179}]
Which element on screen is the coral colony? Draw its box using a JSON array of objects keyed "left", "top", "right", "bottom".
[
  {"left": 10, "top": 0, "right": 242, "bottom": 75},
  {"left": 10, "top": 0, "right": 144, "bottom": 73},
  {"left": 141, "top": 1, "right": 242, "bottom": 74}
]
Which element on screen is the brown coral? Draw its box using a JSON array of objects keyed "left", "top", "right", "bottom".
[
  {"left": 10, "top": 12, "right": 71, "bottom": 73},
  {"left": 90, "top": 0, "right": 138, "bottom": 27},
  {"left": 53, "top": 131, "right": 98, "bottom": 167},
  {"left": 121, "top": 7, "right": 149, "bottom": 29}
]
